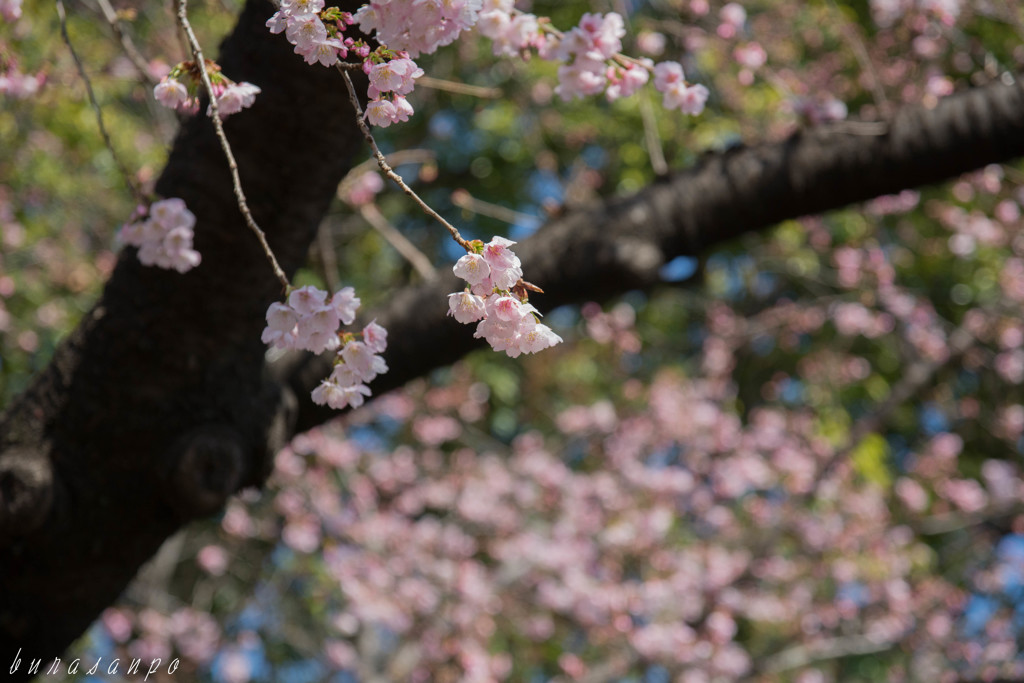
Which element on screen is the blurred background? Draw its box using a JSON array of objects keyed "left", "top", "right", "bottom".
[{"left": 3, "top": 0, "right": 1024, "bottom": 680}]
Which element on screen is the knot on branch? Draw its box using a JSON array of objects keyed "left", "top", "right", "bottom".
[
  {"left": 0, "top": 447, "right": 54, "bottom": 543},
  {"left": 164, "top": 426, "right": 245, "bottom": 520}
]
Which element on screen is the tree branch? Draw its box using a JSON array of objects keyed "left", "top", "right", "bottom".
[{"left": 285, "top": 74, "right": 1024, "bottom": 433}]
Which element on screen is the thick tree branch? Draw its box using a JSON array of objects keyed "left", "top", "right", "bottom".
[
  {"left": 0, "top": 0, "right": 367, "bottom": 668},
  {"left": 286, "top": 74, "right": 1024, "bottom": 432}
]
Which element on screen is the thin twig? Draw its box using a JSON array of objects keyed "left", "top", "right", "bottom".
[
  {"left": 338, "top": 67, "right": 474, "bottom": 252},
  {"left": 175, "top": 0, "right": 290, "bottom": 291},
  {"left": 94, "top": 0, "right": 176, "bottom": 144},
  {"left": 763, "top": 633, "right": 897, "bottom": 673},
  {"left": 415, "top": 75, "right": 502, "bottom": 99},
  {"left": 828, "top": 0, "right": 889, "bottom": 113},
  {"left": 914, "top": 501, "right": 1024, "bottom": 536},
  {"left": 339, "top": 148, "right": 436, "bottom": 195},
  {"left": 171, "top": 0, "right": 191, "bottom": 62},
  {"left": 450, "top": 189, "right": 541, "bottom": 227},
  {"left": 94, "top": 0, "right": 159, "bottom": 87},
  {"left": 639, "top": 93, "right": 668, "bottom": 175},
  {"left": 315, "top": 222, "right": 341, "bottom": 292},
  {"left": 57, "top": 0, "right": 148, "bottom": 207},
  {"left": 359, "top": 203, "right": 438, "bottom": 281}
]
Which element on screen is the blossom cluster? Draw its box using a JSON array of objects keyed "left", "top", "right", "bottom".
[
  {"left": 153, "top": 60, "right": 260, "bottom": 119},
  {"left": 1, "top": 0, "right": 21, "bottom": 22},
  {"left": 0, "top": 45, "right": 42, "bottom": 98},
  {"left": 871, "top": 0, "right": 962, "bottom": 27},
  {"left": 210, "top": 351, "right": 994, "bottom": 681},
  {"left": 266, "top": 1, "right": 709, "bottom": 125},
  {"left": 353, "top": 0, "right": 480, "bottom": 57},
  {"left": 266, "top": 0, "right": 428, "bottom": 126},
  {"left": 447, "top": 236, "right": 561, "bottom": 357},
  {"left": 261, "top": 285, "right": 389, "bottom": 410},
  {"left": 267, "top": 0, "right": 362, "bottom": 68},
  {"left": 119, "top": 198, "right": 201, "bottom": 273},
  {"left": 0, "top": 66, "right": 42, "bottom": 98},
  {"left": 476, "top": 4, "right": 709, "bottom": 112},
  {"left": 363, "top": 56, "right": 423, "bottom": 127}
]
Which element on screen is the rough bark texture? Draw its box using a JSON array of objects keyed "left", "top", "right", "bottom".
[{"left": 1, "top": 0, "right": 1023, "bottom": 668}]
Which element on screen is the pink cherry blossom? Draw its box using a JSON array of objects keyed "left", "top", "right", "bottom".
[
  {"left": 341, "top": 340, "right": 388, "bottom": 382},
  {"left": 312, "top": 378, "right": 372, "bottom": 410},
  {"left": 653, "top": 60, "right": 685, "bottom": 90},
  {"left": 0, "top": 0, "right": 21, "bottom": 21},
  {"left": 605, "top": 62, "right": 651, "bottom": 101},
  {"left": 448, "top": 236, "right": 560, "bottom": 356},
  {"left": 488, "top": 295, "right": 522, "bottom": 322},
  {"left": 341, "top": 171, "right": 384, "bottom": 206},
  {"left": 391, "top": 95, "right": 414, "bottom": 123},
  {"left": 302, "top": 38, "right": 345, "bottom": 67},
  {"left": 285, "top": 16, "right": 328, "bottom": 51},
  {"left": 452, "top": 253, "right": 491, "bottom": 286},
  {"left": 119, "top": 198, "right": 201, "bottom": 273},
  {"left": 213, "top": 82, "right": 261, "bottom": 118},
  {"left": 154, "top": 78, "right": 189, "bottom": 109},
  {"left": 354, "top": 0, "right": 483, "bottom": 58},
  {"left": 368, "top": 57, "right": 423, "bottom": 97},
  {"left": 289, "top": 285, "right": 329, "bottom": 316},
  {"left": 331, "top": 286, "right": 361, "bottom": 325},
  {"left": 149, "top": 197, "right": 195, "bottom": 231},
  {"left": 261, "top": 303, "right": 300, "bottom": 348},
  {"left": 363, "top": 320, "right": 388, "bottom": 353},
  {"left": 481, "top": 236, "right": 520, "bottom": 271},
  {"left": 448, "top": 291, "right": 487, "bottom": 324},
  {"left": 365, "top": 98, "right": 398, "bottom": 127},
  {"left": 0, "top": 69, "right": 44, "bottom": 98}
]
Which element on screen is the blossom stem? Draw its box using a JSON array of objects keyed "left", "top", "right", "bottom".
[
  {"left": 358, "top": 203, "right": 438, "bottom": 281},
  {"left": 175, "top": 0, "right": 291, "bottom": 291},
  {"left": 56, "top": 0, "right": 149, "bottom": 208},
  {"left": 338, "top": 67, "right": 474, "bottom": 252},
  {"left": 93, "top": 0, "right": 158, "bottom": 88}
]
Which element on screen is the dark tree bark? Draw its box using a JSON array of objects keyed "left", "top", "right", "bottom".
[
  {"left": 0, "top": 0, "right": 368, "bottom": 671},
  {"left": 1, "top": 0, "right": 1023, "bottom": 671}
]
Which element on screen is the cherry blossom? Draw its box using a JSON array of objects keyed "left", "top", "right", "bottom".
[
  {"left": 262, "top": 288, "right": 387, "bottom": 410},
  {"left": 153, "top": 64, "right": 258, "bottom": 118},
  {"left": 0, "top": 0, "right": 21, "bottom": 22},
  {"left": 653, "top": 60, "right": 709, "bottom": 115},
  {"left": 265, "top": 3, "right": 709, "bottom": 125},
  {"left": 331, "top": 286, "right": 361, "bottom": 325},
  {"left": 353, "top": 0, "right": 482, "bottom": 58},
  {"left": 210, "top": 81, "right": 261, "bottom": 118},
  {"left": 119, "top": 198, "right": 201, "bottom": 273},
  {"left": 366, "top": 57, "right": 422, "bottom": 98},
  {"left": 448, "top": 236, "right": 561, "bottom": 357},
  {"left": 339, "top": 171, "right": 384, "bottom": 206},
  {"left": 153, "top": 78, "right": 188, "bottom": 109},
  {"left": 0, "top": 68, "right": 42, "bottom": 98}
]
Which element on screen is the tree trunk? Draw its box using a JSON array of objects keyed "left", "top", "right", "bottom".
[{"left": 0, "top": 0, "right": 367, "bottom": 669}]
